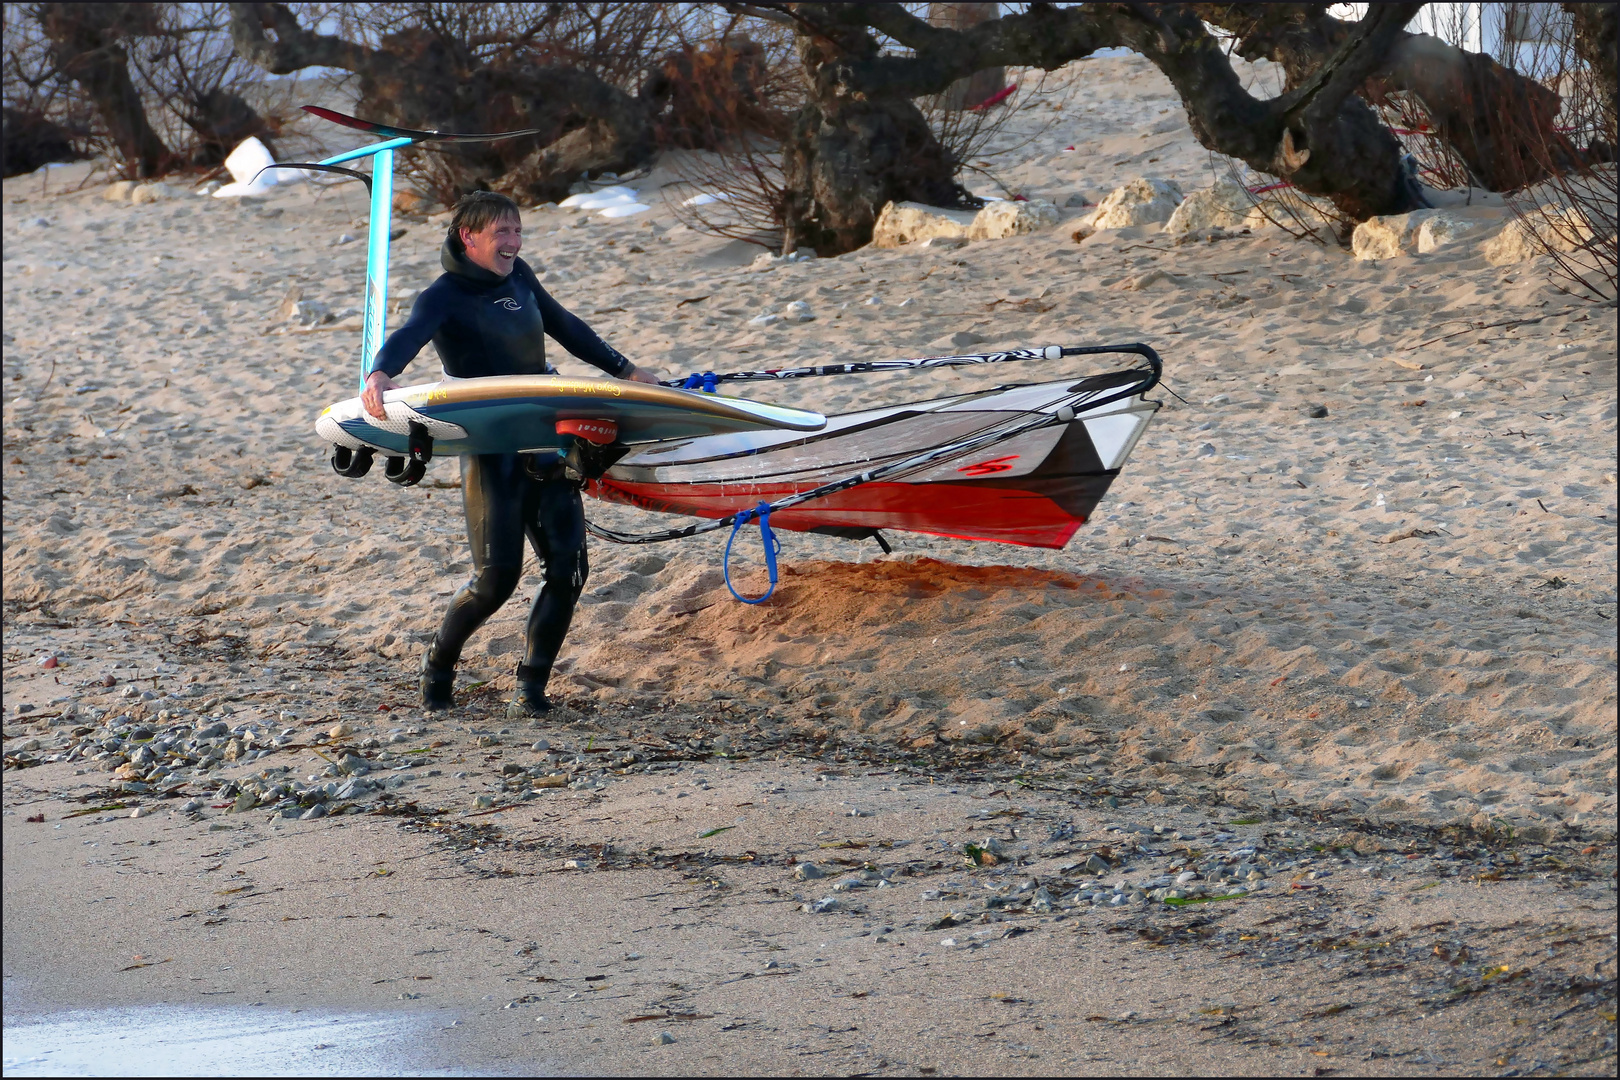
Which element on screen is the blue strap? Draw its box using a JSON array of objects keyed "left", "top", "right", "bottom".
[
  {"left": 702, "top": 371, "right": 718, "bottom": 393},
  {"left": 681, "top": 371, "right": 720, "bottom": 393},
  {"left": 723, "top": 501, "right": 780, "bottom": 604}
]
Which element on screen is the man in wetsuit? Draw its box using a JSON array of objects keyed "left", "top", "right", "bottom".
[{"left": 362, "top": 190, "right": 659, "bottom": 714}]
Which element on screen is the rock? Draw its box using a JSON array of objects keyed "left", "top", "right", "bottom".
[
  {"left": 1084, "top": 853, "right": 1110, "bottom": 875},
  {"left": 1415, "top": 208, "right": 1506, "bottom": 253},
  {"left": 1483, "top": 208, "right": 1605, "bottom": 265},
  {"left": 335, "top": 778, "right": 369, "bottom": 800},
  {"left": 131, "top": 182, "right": 178, "bottom": 205},
  {"left": 802, "top": 896, "right": 841, "bottom": 914},
  {"left": 335, "top": 233, "right": 356, "bottom": 246},
  {"left": 1351, "top": 210, "right": 1444, "bottom": 261},
  {"left": 129, "top": 805, "right": 154, "bottom": 818},
  {"left": 968, "top": 199, "right": 1059, "bottom": 240},
  {"left": 329, "top": 722, "right": 353, "bottom": 739},
  {"left": 292, "top": 299, "right": 332, "bottom": 327},
  {"left": 1064, "top": 192, "right": 1093, "bottom": 208},
  {"left": 531, "top": 739, "right": 550, "bottom": 752},
  {"left": 195, "top": 721, "right": 228, "bottom": 738},
  {"left": 656, "top": 1032, "right": 675, "bottom": 1045},
  {"left": 104, "top": 181, "right": 137, "bottom": 203},
  {"left": 1085, "top": 178, "right": 1183, "bottom": 231},
  {"left": 871, "top": 201, "right": 978, "bottom": 248},
  {"left": 1304, "top": 404, "right": 1329, "bottom": 418},
  {"left": 1165, "top": 180, "right": 1254, "bottom": 235},
  {"left": 782, "top": 300, "right": 815, "bottom": 323},
  {"left": 793, "top": 862, "right": 828, "bottom": 880},
  {"left": 1175, "top": 870, "right": 1199, "bottom": 885},
  {"left": 923, "top": 236, "right": 968, "bottom": 250},
  {"left": 747, "top": 312, "right": 780, "bottom": 326},
  {"left": 337, "top": 753, "right": 369, "bottom": 775},
  {"left": 474, "top": 794, "right": 497, "bottom": 809}
]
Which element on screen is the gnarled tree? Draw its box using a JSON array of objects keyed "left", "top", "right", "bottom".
[
  {"left": 736, "top": 2, "right": 1586, "bottom": 254},
  {"left": 227, "top": 2, "right": 743, "bottom": 205}
]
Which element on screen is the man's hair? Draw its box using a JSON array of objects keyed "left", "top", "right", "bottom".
[{"left": 448, "top": 190, "right": 520, "bottom": 250}]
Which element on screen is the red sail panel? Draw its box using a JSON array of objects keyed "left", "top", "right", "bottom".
[{"left": 589, "top": 478, "right": 1089, "bottom": 548}]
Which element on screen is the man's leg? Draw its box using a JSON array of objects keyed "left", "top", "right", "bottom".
[
  {"left": 422, "top": 454, "right": 526, "bottom": 709},
  {"left": 514, "top": 477, "right": 589, "bottom": 713}
]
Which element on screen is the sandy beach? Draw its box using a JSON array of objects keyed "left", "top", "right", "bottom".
[{"left": 4, "top": 54, "right": 1616, "bottom": 1075}]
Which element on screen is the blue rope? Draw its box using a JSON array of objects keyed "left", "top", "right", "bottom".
[{"left": 723, "top": 501, "right": 780, "bottom": 604}]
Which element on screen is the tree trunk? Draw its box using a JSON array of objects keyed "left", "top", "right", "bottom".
[
  {"left": 1565, "top": 1, "right": 1617, "bottom": 151},
  {"left": 1194, "top": 2, "right": 1581, "bottom": 190},
  {"left": 780, "top": 4, "right": 979, "bottom": 255},
  {"left": 38, "top": 3, "right": 171, "bottom": 178},
  {"left": 928, "top": 3, "right": 1004, "bottom": 110}
]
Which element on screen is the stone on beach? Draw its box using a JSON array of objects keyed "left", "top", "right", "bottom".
[
  {"left": 967, "top": 199, "right": 1059, "bottom": 240},
  {"left": 1083, "top": 177, "right": 1183, "bottom": 231},
  {"left": 871, "top": 202, "right": 978, "bottom": 248}
]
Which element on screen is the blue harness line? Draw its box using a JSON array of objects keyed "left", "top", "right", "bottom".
[{"left": 723, "top": 501, "right": 780, "bottom": 604}]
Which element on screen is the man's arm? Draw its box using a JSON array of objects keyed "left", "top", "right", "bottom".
[{"left": 362, "top": 289, "right": 445, "bottom": 419}]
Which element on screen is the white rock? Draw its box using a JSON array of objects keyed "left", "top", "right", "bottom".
[
  {"left": 213, "top": 136, "right": 279, "bottom": 198},
  {"left": 103, "top": 181, "right": 137, "bottom": 203},
  {"left": 969, "top": 199, "right": 1059, "bottom": 240},
  {"left": 1351, "top": 210, "right": 1442, "bottom": 261},
  {"left": 871, "top": 201, "right": 977, "bottom": 248},
  {"left": 1165, "top": 179, "right": 1258, "bottom": 234},
  {"left": 1483, "top": 207, "right": 1610, "bottom": 265},
  {"left": 130, "top": 182, "right": 178, "bottom": 205},
  {"left": 747, "top": 312, "right": 780, "bottom": 326},
  {"left": 1085, "top": 178, "right": 1183, "bottom": 231},
  {"left": 781, "top": 300, "right": 814, "bottom": 323},
  {"left": 1415, "top": 208, "right": 1508, "bottom": 253},
  {"left": 559, "top": 186, "right": 637, "bottom": 208}
]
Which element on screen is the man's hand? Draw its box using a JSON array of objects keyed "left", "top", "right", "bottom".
[
  {"left": 361, "top": 370, "right": 400, "bottom": 420},
  {"left": 623, "top": 363, "right": 662, "bottom": 386}
]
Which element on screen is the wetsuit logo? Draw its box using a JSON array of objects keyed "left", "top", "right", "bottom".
[{"left": 492, "top": 297, "right": 521, "bottom": 311}]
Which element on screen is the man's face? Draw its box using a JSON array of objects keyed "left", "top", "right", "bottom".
[{"left": 461, "top": 213, "right": 522, "bottom": 275}]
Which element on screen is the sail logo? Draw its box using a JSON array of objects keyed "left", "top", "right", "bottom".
[
  {"left": 958, "top": 455, "right": 1018, "bottom": 476},
  {"left": 492, "top": 297, "right": 521, "bottom": 311}
]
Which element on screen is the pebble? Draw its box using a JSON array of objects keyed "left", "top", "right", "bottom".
[
  {"left": 531, "top": 739, "right": 550, "bottom": 752},
  {"left": 329, "top": 722, "right": 353, "bottom": 739},
  {"left": 655, "top": 1032, "right": 675, "bottom": 1045},
  {"left": 1304, "top": 404, "right": 1329, "bottom": 418},
  {"left": 793, "top": 862, "right": 828, "bottom": 880},
  {"left": 802, "top": 896, "right": 841, "bottom": 914},
  {"left": 782, "top": 300, "right": 814, "bottom": 323}
]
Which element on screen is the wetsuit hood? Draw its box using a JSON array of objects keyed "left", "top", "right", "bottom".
[{"left": 441, "top": 235, "right": 510, "bottom": 287}]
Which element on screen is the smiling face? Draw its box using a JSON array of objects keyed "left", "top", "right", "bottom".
[{"left": 460, "top": 212, "right": 522, "bottom": 276}]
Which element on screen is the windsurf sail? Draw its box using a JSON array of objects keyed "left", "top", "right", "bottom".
[{"left": 586, "top": 343, "right": 1162, "bottom": 550}]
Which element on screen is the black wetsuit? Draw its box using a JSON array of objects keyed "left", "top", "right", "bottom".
[{"left": 374, "top": 238, "right": 633, "bottom": 683}]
